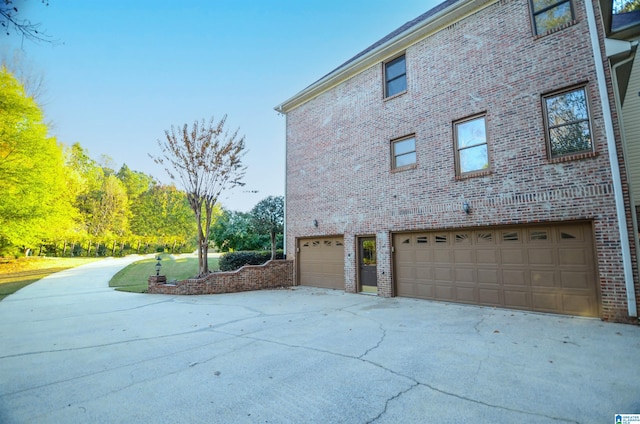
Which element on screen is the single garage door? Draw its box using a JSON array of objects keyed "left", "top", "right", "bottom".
[
  {"left": 394, "top": 222, "right": 599, "bottom": 317},
  {"left": 298, "top": 237, "right": 345, "bottom": 289}
]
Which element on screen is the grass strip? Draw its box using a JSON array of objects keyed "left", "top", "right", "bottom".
[{"left": 109, "top": 254, "right": 220, "bottom": 293}]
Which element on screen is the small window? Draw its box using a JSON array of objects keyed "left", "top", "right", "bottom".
[
  {"left": 530, "top": 231, "right": 548, "bottom": 240},
  {"left": 477, "top": 233, "right": 493, "bottom": 242},
  {"left": 454, "top": 115, "right": 489, "bottom": 176},
  {"left": 543, "top": 86, "right": 592, "bottom": 159},
  {"left": 503, "top": 231, "right": 519, "bottom": 241},
  {"left": 435, "top": 235, "right": 447, "bottom": 243},
  {"left": 384, "top": 54, "right": 406, "bottom": 98},
  {"left": 530, "top": 0, "right": 575, "bottom": 35},
  {"left": 561, "top": 232, "right": 577, "bottom": 239},
  {"left": 312, "top": 241, "right": 320, "bottom": 247},
  {"left": 324, "top": 240, "right": 332, "bottom": 246},
  {"left": 455, "top": 234, "right": 469, "bottom": 243},
  {"left": 392, "top": 136, "right": 416, "bottom": 169},
  {"left": 402, "top": 238, "right": 410, "bottom": 244},
  {"left": 336, "top": 241, "right": 344, "bottom": 246},
  {"left": 416, "top": 236, "right": 428, "bottom": 244}
]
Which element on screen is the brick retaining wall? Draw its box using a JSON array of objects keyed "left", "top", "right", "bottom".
[{"left": 148, "top": 260, "right": 294, "bottom": 295}]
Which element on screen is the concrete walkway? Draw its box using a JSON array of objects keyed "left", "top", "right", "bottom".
[{"left": 0, "top": 257, "right": 638, "bottom": 423}]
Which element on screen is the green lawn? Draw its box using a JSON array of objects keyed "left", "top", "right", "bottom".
[
  {"left": 109, "top": 254, "right": 220, "bottom": 293},
  {"left": 0, "top": 257, "right": 100, "bottom": 301}
]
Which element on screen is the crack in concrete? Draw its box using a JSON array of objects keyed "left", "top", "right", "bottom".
[
  {"left": 411, "top": 381, "right": 579, "bottom": 424},
  {"left": 10, "top": 298, "right": 178, "bottom": 323},
  {"left": 359, "top": 322, "right": 386, "bottom": 359},
  {"left": 0, "top": 324, "right": 232, "bottom": 360},
  {"left": 366, "top": 382, "right": 420, "bottom": 424},
  {"left": 22, "top": 338, "right": 261, "bottom": 423},
  {"left": 1, "top": 295, "right": 583, "bottom": 423},
  {"left": 94, "top": 337, "right": 258, "bottom": 397},
  {"left": 0, "top": 333, "right": 256, "bottom": 398},
  {"left": 1, "top": 300, "right": 373, "bottom": 361},
  {"left": 94, "top": 298, "right": 178, "bottom": 314},
  {"left": 215, "top": 329, "right": 579, "bottom": 424}
]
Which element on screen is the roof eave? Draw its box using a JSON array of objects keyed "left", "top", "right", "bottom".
[{"left": 274, "top": 0, "right": 494, "bottom": 114}]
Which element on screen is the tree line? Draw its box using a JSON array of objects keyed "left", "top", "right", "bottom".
[
  {"left": 1, "top": 66, "right": 285, "bottom": 260},
  {"left": 0, "top": 66, "right": 195, "bottom": 257}
]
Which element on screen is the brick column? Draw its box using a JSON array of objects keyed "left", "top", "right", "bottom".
[{"left": 148, "top": 275, "right": 167, "bottom": 289}]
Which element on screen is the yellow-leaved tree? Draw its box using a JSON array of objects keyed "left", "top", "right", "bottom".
[{"left": 0, "top": 66, "right": 77, "bottom": 256}]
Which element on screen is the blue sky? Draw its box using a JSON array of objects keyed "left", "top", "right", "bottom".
[{"left": 3, "top": 0, "right": 441, "bottom": 211}]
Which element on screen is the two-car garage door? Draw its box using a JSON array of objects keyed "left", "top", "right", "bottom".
[{"left": 394, "top": 222, "right": 599, "bottom": 317}]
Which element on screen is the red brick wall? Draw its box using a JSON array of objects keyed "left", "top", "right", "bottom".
[
  {"left": 284, "top": 0, "right": 638, "bottom": 321},
  {"left": 148, "top": 260, "right": 294, "bottom": 295}
]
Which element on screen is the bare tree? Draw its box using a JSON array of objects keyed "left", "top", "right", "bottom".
[
  {"left": 1, "top": 1, "right": 52, "bottom": 44},
  {"left": 151, "top": 116, "right": 246, "bottom": 276},
  {"left": 1, "top": 49, "right": 47, "bottom": 104}
]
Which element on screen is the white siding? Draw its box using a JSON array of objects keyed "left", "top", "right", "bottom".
[{"left": 623, "top": 56, "right": 640, "bottom": 206}]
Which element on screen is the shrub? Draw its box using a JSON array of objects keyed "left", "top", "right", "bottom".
[{"left": 219, "top": 249, "right": 284, "bottom": 271}]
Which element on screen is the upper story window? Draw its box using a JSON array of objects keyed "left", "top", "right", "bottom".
[
  {"left": 384, "top": 54, "right": 406, "bottom": 98},
  {"left": 392, "top": 136, "right": 416, "bottom": 170},
  {"left": 530, "top": 0, "right": 575, "bottom": 35},
  {"left": 454, "top": 115, "right": 489, "bottom": 176},
  {"left": 542, "top": 86, "right": 593, "bottom": 159}
]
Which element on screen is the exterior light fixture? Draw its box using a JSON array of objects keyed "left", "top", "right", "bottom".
[
  {"left": 313, "top": 219, "right": 319, "bottom": 227},
  {"left": 462, "top": 201, "right": 471, "bottom": 214},
  {"left": 155, "top": 256, "right": 162, "bottom": 276}
]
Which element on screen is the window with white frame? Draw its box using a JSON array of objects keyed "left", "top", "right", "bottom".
[{"left": 454, "top": 115, "right": 489, "bottom": 176}]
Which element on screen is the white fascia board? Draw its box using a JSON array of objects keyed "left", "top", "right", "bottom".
[{"left": 606, "top": 37, "right": 634, "bottom": 58}]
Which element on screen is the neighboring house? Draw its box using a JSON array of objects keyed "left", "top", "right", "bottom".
[{"left": 275, "top": 0, "right": 640, "bottom": 322}]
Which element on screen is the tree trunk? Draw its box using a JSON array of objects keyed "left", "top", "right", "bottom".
[
  {"left": 270, "top": 231, "right": 277, "bottom": 260},
  {"left": 201, "top": 239, "right": 209, "bottom": 274},
  {"left": 201, "top": 201, "right": 216, "bottom": 275},
  {"left": 195, "top": 207, "right": 208, "bottom": 276}
]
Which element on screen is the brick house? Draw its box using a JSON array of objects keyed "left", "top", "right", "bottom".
[{"left": 275, "top": 0, "right": 640, "bottom": 322}]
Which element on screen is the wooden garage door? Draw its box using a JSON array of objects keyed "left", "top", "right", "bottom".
[
  {"left": 394, "top": 222, "right": 599, "bottom": 317},
  {"left": 299, "top": 237, "right": 345, "bottom": 289}
]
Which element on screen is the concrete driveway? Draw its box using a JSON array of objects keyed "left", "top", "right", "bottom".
[{"left": 0, "top": 257, "right": 638, "bottom": 423}]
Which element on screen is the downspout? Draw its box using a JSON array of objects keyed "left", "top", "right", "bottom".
[
  {"left": 281, "top": 110, "right": 287, "bottom": 259},
  {"left": 585, "top": 0, "right": 637, "bottom": 317}
]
